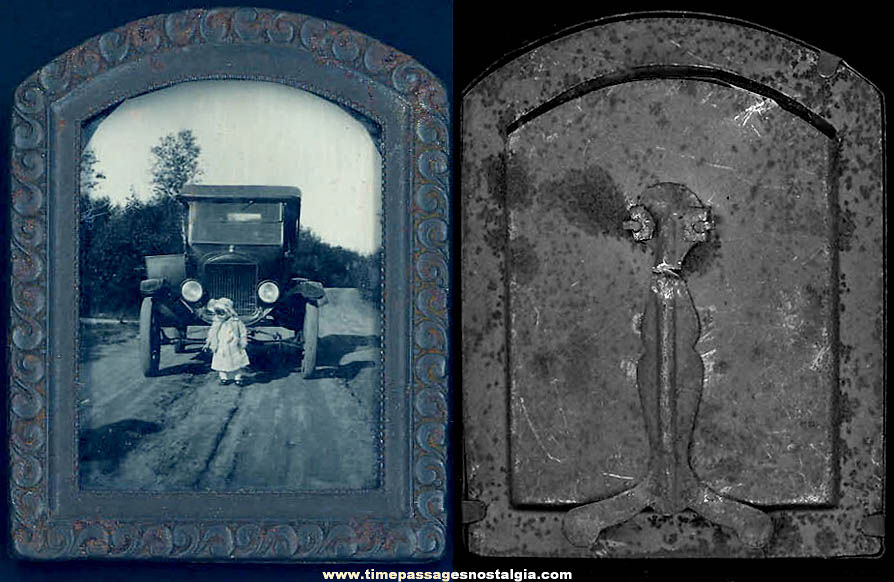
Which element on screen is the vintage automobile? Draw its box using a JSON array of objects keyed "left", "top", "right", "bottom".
[{"left": 138, "top": 184, "right": 327, "bottom": 378}]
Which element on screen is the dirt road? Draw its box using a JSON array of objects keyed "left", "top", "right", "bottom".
[{"left": 77, "top": 288, "right": 381, "bottom": 492}]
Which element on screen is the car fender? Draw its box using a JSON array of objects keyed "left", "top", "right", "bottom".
[
  {"left": 139, "top": 278, "right": 166, "bottom": 297},
  {"left": 137, "top": 282, "right": 181, "bottom": 325},
  {"left": 291, "top": 278, "right": 328, "bottom": 307}
]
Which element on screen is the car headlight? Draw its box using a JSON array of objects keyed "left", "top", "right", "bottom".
[
  {"left": 258, "top": 281, "right": 280, "bottom": 303},
  {"left": 181, "top": 279, "right": 203, "bottom": 303}
]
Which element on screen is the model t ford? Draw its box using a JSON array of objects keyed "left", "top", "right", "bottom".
[{"left": 138, "top": 185, "right": 326, "bottom": 378}]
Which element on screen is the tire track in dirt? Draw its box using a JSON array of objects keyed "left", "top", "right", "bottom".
[
  {"left": 194, "top": 385, "right": 243, "bottom": 489},
  {"left": 79, "top": 288, "right": 380, "bottom": 491}
]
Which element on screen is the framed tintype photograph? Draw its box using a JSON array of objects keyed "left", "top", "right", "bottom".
[{"left": 8, "top": 7, "right": 449, "bottom": 561}]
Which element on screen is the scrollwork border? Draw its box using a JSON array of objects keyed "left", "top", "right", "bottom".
[{"left": 8, "top": 7, "right": 449, "bottom": 561}]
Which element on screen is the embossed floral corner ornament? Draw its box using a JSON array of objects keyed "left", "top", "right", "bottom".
[{"left": 9, "top": 8, "right": 449, "bottom": 561}]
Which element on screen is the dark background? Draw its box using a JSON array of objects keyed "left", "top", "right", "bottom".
[
  {"left": 2, "top": 1, "right": 888, "bottom": 580},
  {"left": 454, "top": 6, "right": 888, "bottom": 93}
]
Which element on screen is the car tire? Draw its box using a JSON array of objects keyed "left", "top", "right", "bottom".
[
  {"left": 300, "top": 302, "right": 319, "bottom": 378},
  {"left": 140, "top": 297, "right": 161, "bottom": 377}
]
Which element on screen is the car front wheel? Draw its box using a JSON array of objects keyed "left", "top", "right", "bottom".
[
  {"left": 140, "top": 297, "right": 161, "bottom": 377},
  {"left": 300, "top": 302, "right": 319, "bottom": 378}
]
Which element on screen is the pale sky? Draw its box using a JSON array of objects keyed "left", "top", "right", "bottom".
[{"left": 86, "top": 80, "right": 382, "bottom": 255}]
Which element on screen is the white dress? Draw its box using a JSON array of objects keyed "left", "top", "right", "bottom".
[{"left": 208, "top": 317, "right": 250, "bottom": 372}]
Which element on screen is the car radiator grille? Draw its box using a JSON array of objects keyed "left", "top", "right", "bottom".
[{"left": 205, "top": 263, "right": 258, "bottom": 315}]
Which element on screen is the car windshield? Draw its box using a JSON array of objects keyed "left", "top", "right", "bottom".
[{"left": 188, "top": 201, "right": 284, "bottom": 245}]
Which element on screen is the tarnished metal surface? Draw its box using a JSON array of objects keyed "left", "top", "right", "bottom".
[
  {"left": 563, "top": 183, "right": 772, "bottom": 549},
  {"left": 508, "top": 79, "right": 837, "bottom": 509},
  {"left": 462, "top": 15, "right": 884, "bottom": 557}
]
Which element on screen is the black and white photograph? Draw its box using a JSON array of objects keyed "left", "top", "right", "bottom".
[
  {"left": 6, "top": 1, "right": 451, "bottom": 566},
  {"left": 76, "top": 80, "right": 383, "bottom": 492}
]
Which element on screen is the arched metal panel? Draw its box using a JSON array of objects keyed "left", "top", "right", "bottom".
[{"left": 461, "top": 14, "right": 884, "bottom": 557}]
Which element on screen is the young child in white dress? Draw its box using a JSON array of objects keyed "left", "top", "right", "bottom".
[{"left": 204, "top": 297, "right": 250, "bottom": 385}]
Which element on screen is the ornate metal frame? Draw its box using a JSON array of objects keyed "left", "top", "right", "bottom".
[
  {"left": 461, "top": 14, "right": 884, "bottom": 557},
  {"left": 9, "top": 7, "right": 449, "bottom": 561}
]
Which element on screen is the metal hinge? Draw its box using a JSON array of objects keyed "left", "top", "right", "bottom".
[
  {"left": 859, "top": 513, "right": 885, "bottom": 537},
  {"left": 462, "top": 499, "right": 487, "bottom": 524},
  {"left": 817, "top": 51, "right": 842, "bottom": 79}
]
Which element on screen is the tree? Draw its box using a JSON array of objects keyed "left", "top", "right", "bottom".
[
  {"left": 77, "top": 132, "right": 203, "bottom": 317},
  {"left": 79, "top": 148, "right": 114, "bottom": 314},
  {"left": 148, "top": 129, "right": 202, "bottom": 260},
  {"left": 79, "top": 147, "right": 102, "bottom": 194},
  {"left": 149, "top": 129, "right": 202, "bottom": 200},
  {"left": 79, "top": 147, "right": 109, "bottom": 226},
  {"left": 291, "top": 227, "right": 381, "bottom": 304}
]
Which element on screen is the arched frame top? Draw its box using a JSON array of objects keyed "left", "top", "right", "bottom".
[
  {"left": 464, "top": 12, "right": 880, "bottom": 136},
  {"left": 504, "top": 64, "right": 838, "bottom": 139},
  {"left": 461, "top": 14, "right": 884, "bottom": 557},
  {"left": 9, "top": 8, "right": 449, "bottom": 561}
]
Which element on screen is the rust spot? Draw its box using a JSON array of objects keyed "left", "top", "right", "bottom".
[
  {"left": 478, "top": 152, "right": 510, "bottom": 255},
  {"left": 539, "top": 165, "right": 630, "bottom": 241},
  {"left": 680, "top": 79, "right": 699, "bottom": 97},
  {"left": 838, "top": 393, "right": 858, "bottom": 424},
  {"left": 481, "top": 152, "right": 506, "bottom": 202},
  {"left": 149, "top": 56, "right": 166, "bottom": 72},
  {"left": 525, "top": 326, "right": 596, "bottom": 398},
  {"left": 562, "top": 72, "right": 582, "bottom": 87},
  {"left": 681, "top": 229, "right": 722, "bottom": 277},
  {"left": 505, "top": 155, "right": 534, "bottom": 208},
  {"left": 771, "top": 514, "right": 805, "bottom": 554},
  {"left": 529, "top": 352, "right": 555, "bottom": 381},
  {"left": 508, "top": 235, "right": 540, "bottom": 286},
  {"left": 814, "top": 527, "right": 838, "bottom": 554},
  {"left": 837, "top": 207, "right": 856, "bottom": 251},
  {"left": 482, "top": 228, "right": 504, "bottom": 256}
]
